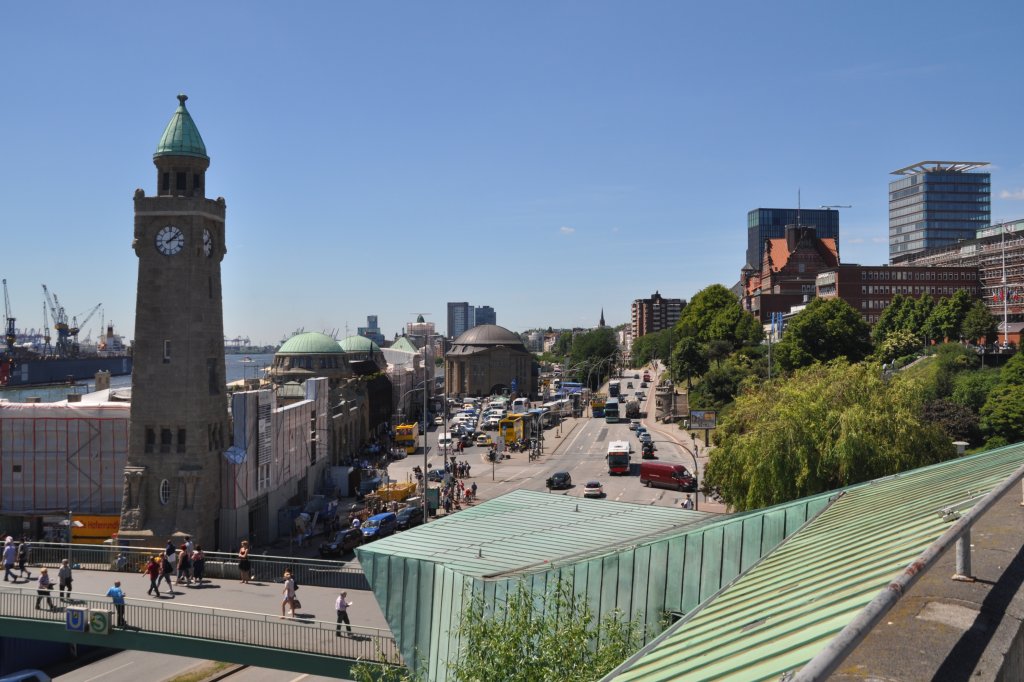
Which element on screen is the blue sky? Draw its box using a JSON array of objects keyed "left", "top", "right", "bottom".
[{"left": 2, "top": 2, "right": 1024, "bottom": 345}]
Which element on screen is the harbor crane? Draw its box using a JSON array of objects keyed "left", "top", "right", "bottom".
[
  {"left": 70, "top": 302, "right": 102, "bottom": 349},
  {"left": 42, "top": 284, "right": 73, "bottom": 358},
  {"left": 41, "top": 303, "right": 52, "bottom": 357},
  {"left": 3, "top": 279, "right": 15, "bottom": 356}
]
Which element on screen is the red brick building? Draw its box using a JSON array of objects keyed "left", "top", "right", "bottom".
[{"left": 741, "top": 225, "right": 839, "bottom": 322}]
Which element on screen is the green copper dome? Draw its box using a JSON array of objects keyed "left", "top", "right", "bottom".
[
  {"left": 277, "top": 332, "right": 344, "bottom": 355},
  {"left": 154, "top": 94, "right": 209, "bottom": 160},
  {"left": 339, "top": 335, "right": 381, "bottom": 353}
]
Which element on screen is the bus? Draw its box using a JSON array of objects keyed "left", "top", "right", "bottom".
[
  {"left": 604, "top": 397, "right": 621, "bottom": 423},
  {"left": 590, "top": 393, "right": 606, "bottom": 419},
  {"left": 511, "top": 397, "right": 530, "bottom": 414},
  {"left": 607, "top": 440, "right": 630, "bottom": 475},
  {"left": 394, "top": 422, "right": 419, "bottom": 455},
  {"left": 559, "top": 381, "right": 583, "bottom": 396},
  {"left": 608, "top": 380, "right": 621, "bottom": 398}
]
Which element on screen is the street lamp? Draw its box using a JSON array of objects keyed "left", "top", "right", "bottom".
[
  {"left": 647, "top": 437, "right": 701, "bottom": 511},
  {"left": 397, "top": 380, "right": 431, "bottom": 523}
]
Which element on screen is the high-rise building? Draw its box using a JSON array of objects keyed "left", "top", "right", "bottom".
[
  {"left": 474, "top": 305, "right": 496, "bottom": 326},
  {"left": 746, "top": 208, "right": 839, "bottom": 272},
  {"left": 631, "top": 291, "right": 684, "bottom": 339},
  {"left": 357, "top": 314, "right": 385, "bottom": 346},
  {"left": 889, "top": 161, "right": 990, "bottom": 263},
  {"left": 119, "top": 95, "right": 228, "bottom": 548},
  {"left": 447, "top": 302, "right": 471, "bottom": 339}
]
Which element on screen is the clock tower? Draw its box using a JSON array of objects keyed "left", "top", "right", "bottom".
[{"left": 119, "top": 94, "right": 228, "bottom": 549}]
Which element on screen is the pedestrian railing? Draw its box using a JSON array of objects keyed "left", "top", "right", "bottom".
[
  {"left": 24, "top": 542, "right": 370, "bottom": 591},
  {"left": 0, "top": 585, "right": 400, "bottom": 663}
]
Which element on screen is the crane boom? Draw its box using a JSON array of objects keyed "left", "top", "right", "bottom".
[{"left": 3, "top": 279, "right": 15, "bottom": 354}]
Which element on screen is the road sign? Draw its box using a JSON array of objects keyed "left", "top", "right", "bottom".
[
  {"left": 88, "top": 609, "right": 112, "bottom": 635},
  {"left": 65, "top": 607, "right": 87, "bottom": 633}
]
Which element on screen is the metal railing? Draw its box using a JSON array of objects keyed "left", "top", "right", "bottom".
[
  {"left": 24, "top": 542, "right": 370, "bottom": 591},
  {"left": 0, "top": 585, "right": 400, "bottom": 663}
]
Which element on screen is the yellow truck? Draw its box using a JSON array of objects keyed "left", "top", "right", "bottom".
[
  {"left": 499, "top": 415, "right": 524, "bottom": 445},
  {"left": 395, "top": 422, "right": 420, "bottom": 455}
]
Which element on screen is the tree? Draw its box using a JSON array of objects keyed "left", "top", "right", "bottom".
[
  {"left": 773, "top": 298, "right": 873, "bottom": 372},
  {"left": 669, "top": 337, "right": 708, "bottom": 389},
  {"left": 980, "top": 383, "right": 1024, "bottom": 444},
  {"left": 676, "top": 284, "right": 762, "bottom": 348},
  {"left": 704, "top": 360, "right": 954, "bottom": 511},
  {"left": 921, "top": 398, "right": 981, "bottom": 445},
  {"left": 872, "top": 294, "right": 913, "bottom": 345},
  {"left": 568, "top": 327, "right": 618, "bottom": 390},
  {"left": 923, "top": 290, "right": 974, "bottom": 343},
  {"left": 688, "top": 363, "right": 746, "bottom": 408},
  {"left": 449, "top": 579, "right": 644, "bottom": 682},
  {"left": 961, "top": 300, "right": 999, "bottom": 345},
  {"left": 706, "top": 339, "right": 733, "bottom": 368},
  {"left": 877, "top": 329, "right": 921, "bottom": 364},
  {"left": 950, "top": 370, "right": 1001, "bottom": 412},
  {"left": 553, "top": 332, "right": 573, "bottom": 358},
  {"left": 997, "top": 350, "right": 1024, "bottom": 388},
  {"left": 631, "top": 327, "right": 676, "bottom": 367}
]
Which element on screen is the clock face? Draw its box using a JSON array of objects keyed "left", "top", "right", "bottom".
[
  {"left": 203, "top": 229, "right": 213, "bottom": 257},
  {"left": 155, "top": 225, "right": 185, "bottom": 255}
]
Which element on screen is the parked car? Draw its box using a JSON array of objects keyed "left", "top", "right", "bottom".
[
  {"left": 427, "top": 468, "right": 447, "bottom": 482},
  {"left": 396, "top": 505, "right": 424, "bottom": 530},
  {"left": 360, "top": 512, "right": 398, "bottom": 541},
  {"left": 476, "top": 434, "right": 493, "bottom": 447},
  {"left": 546, "top": 471, "right": 572, "bottom": 490},
  {"left": 583, "top": 481, "right": 604, "bottom": 498},
  {"left": 319, "top": 528, "right": 363, "bottom": 557}
]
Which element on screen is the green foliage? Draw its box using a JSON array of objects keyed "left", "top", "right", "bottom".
[
  {"left": 872, "top": 294, "right": 914, "bottom": 345},
  {"left": 631, "top": 327, "right": 677, "bottom": 367},
  {"left": 568, "top": 327, "right": 619, "bottom": 390},
  {"left": 980, "top": 383, "right": 1024, "bottom": 443},
  {"left": 877, "top": 329, "right": 921, "bottom": 364},
  {"left": 668, "top": 337, "right": 708, "bottom": 389},
  {"left": 774, "top": 298, "right": 873, "bottom": 372},
  {"left": 998, "top": 351, "right": 1024, "bottom": 388},
  {"left": 553, "top": 332, "right": 573, "bottom": 357},
  {"left": 923, "top": 290, "right": 974, "bottom": 343},
  {"left": 689, "top": 363, "right": 747, "bottom": 409},
  {"left": 704, "top": 361, "right": 954, "bottom": 511},
  {"left": 950, "top": 370, "right": 1001, "bottom": 412},
  {"left": 676, "top": 284, "right": 762, "bottom": 347},
  {"left": 961, "top": 301, "right": 999, "bottom": 344},
  {"left": 449, "top": 579, "right": 644, "bottom": 682}
]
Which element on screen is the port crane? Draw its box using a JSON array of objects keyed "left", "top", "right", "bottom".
[
  {"left": 70, "top": 302, "right": 102, "bottom": 349},
  {"left": 3, "top": 279, "right": 15, "bottom": 356},
  {"left": 41, "top": 303, "right": 52, "bottom": 357},
  {"left": 42, "top": 284, "right": 74, "bottom": 358}
]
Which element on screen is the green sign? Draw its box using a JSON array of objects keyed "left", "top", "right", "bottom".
[{"left": 89, "top": 609, "right": 112, "bottom": 635}]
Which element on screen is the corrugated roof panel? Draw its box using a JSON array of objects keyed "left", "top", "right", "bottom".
[
  {"left": 358, "top": 490, "right": 715, "bottom": 576},
  {"left": 611, "top": 443, "right": 1024, "bottom": 681}
]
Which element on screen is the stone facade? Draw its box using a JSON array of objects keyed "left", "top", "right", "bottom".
[{"left": 119, "top": 97, "right": 228, "bottom": 549}]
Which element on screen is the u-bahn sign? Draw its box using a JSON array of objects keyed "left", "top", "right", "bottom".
[
  {"left": 65, "top": 607, "right": 87, "bottom": 633},
  {"left": 689, "top": 410, "right": 717, "bottom": 430}
]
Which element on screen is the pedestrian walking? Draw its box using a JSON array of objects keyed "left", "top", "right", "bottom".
[
  {"left": 681, "top": 495, "right": 694, "bottom": 510},
  {"left": 177, "top": 543, "right": 191, "bottom": 585},
  {"left": 2, "top": 537, "right": 15, "bottom": 582},
  {"left": 17, "top": 539, "right": 31, "bottom": 579},
  {"left": 237, "top": 540, "right": 251, "bottom": 584},
  {"left": 35, "top": 567, "right": 56, "bottom": 610},
  {"left": 281, "top": 571, "right": 296, "bottom": 619},
  {"left": 144, "top": 556, "right": 161, "bottom": 597},
  {"left": 159, "top": 552, "right": 174, "bottom": 596},
  {"left": 106, "top": 580, "right": 127, "bottom": 628},
  {"left": 191, "top": 546, "right": 206, "bottom": 586},
  {"left": 335, "top": 591, "right": 353, "bottom": 636},
  {"left": 57, "top": 558, "right": 73, "bottom": 600}
]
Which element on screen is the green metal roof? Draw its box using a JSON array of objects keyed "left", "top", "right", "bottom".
[
  {"left": 390, "top": 336, "right": 419, "bottom": 353},
  {"left": 277, "top": 332, "right": 343, "bottom": 355},
  {"left": 339, "top": 335, "right": 381, "bottom": 353},
  {"left": 154, "top": 93, "right": 209, "bottom": 160},
  {"left": 358, "top": 489, "right": 714, "bottom": 577},
  {"left": 611, "top": 442, "right": 1024, "bottom": 682}
]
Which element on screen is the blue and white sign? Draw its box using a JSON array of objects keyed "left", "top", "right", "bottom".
[
  {"left": 89, "top": 609, "right": 112, "bottom": 635},
  {"left": 65, "top": 607, "right": 87, "bottom": 633},
  {"left": 511, "top": 378, "right": 518, "bottom": 392}
]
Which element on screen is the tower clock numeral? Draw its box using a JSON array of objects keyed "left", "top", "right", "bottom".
[{"left": 156, "top": 225, "right": 185, "bottom": 255}]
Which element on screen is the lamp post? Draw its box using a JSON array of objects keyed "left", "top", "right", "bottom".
[
  {"left": 397, "top": 380, "right": 431, "bottom": 523},
  {"left": 648, "top": 437, "right": 701, "bottom": 511}
]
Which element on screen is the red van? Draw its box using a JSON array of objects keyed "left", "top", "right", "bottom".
[{"left": 639, "top": 461, "right": 696, "bottom": 492}]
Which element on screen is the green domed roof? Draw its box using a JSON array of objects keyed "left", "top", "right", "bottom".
[
  {"left": 339, "top": 335, "right": 381, "bottom": 353},
  {"left": 154, "top": 94, "right": 209, "bottom": 160},
  {"left": 277, "top": 332, "right": 343, "bottom": 355}
]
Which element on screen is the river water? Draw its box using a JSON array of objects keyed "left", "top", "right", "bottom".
[{"left": 0, "top": 353, "right": 276, "bottom": 403}]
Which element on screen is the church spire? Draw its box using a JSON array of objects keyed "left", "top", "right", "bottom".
[{"left": 599, "top": 308, "right": 606, "bottom": 327}]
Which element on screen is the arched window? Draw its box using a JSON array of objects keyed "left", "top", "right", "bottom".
[{"left": 159, "top": 479, "right": 171, "bottom": 505}]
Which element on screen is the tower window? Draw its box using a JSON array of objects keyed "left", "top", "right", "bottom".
[
  {"left": 193, "top": 173, "right": 202, "bottom": 190},
  {"left": 177, "top": 428, "right": 186, "bottom": 453},
  {"left": 208, "top": 358, "right": 220, "bottom": 395},
  {"left": 176, "top": 172, "right": 187, "bottom": 191},
  {"left": 159, "top": 479, "right": 171, "bottom": 505},
  {"left": 160, "top": 428, "right": 172, "bottom": 454},
  {"left": 145, "top": 427, "right": 155, "bottom": 454},
  {"left": 163, "top": 340, "right": 171, "bottom": 363},
  {"left": 162, "top": 173, "right": 170, "bottom": 192}
]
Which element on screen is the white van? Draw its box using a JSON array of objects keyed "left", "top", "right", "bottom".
[{"left": 437, "top": 432, "right": 453, "bottom": 451}]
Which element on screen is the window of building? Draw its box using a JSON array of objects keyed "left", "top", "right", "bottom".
[
  {"left": 177, "top": 428, "right": 186, "bottom": 454},
  {"left": 176, "top": 172, "right": 187, "bottom": 190},
  {"left": 162, "top": 172, "right": 170, "bottom": 192},
  {"left": 208, "top": 358, "right": 220, "bottom": 395},
  {"left": 160, "top": 428, "right": 172, "bottom": 454},
  {"left": 163, "top": 340, "right": 171, "bottom": 363},
  {"left": 145, "top": 427, "right": 155, "bottom": 454},
  {"left": 193, "top": 173, "right": 202, "bottom": 190},
  {"left": 159, "top": 479, "right": 171, "bottom": 505}
]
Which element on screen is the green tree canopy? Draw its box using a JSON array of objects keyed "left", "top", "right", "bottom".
[
  {"left": 704, "top": 360, "right": 954, "bottom": 511},
  {"left": 950, "top": 369, "right": 1001, "bottom": 412},
  {"left": 631, "top": 327, "right": 676, "bottom": 367},
  {"left": 774, "top": 298, "right": 873, "bottom": 372},
  {"left": 961, "top": 300, "right": 999, "bottom": 345},
  {"left": 568, "top": 327, "right": 619, "bottom": 389},
  {"left": 872, "top": 294, "right": 914, "bottom": 345},
  {"left": 923, "top": 290, "right": 974, "bottom": 343},
  {"left": 676, "top": 284, "right": 762, "bottom": 347},
  {"left": 877, "top": 328, "right": 921, "bottom": 364},
  {"left": 997, "top": 350, "right": 1024, "bottom": 388},
  {"left": 980, "top": 383, "right": 1024, "bottom": 444},
  {"left": 669, "top": 336, "right": 708, "bottom": 389}
]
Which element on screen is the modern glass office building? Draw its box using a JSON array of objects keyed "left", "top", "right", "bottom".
[
  {"left": 889, "top": 161, "right": 990, "bottom": 263},
  {"left": 746, "top": 208, "right": 840, "bottom": 272}
]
